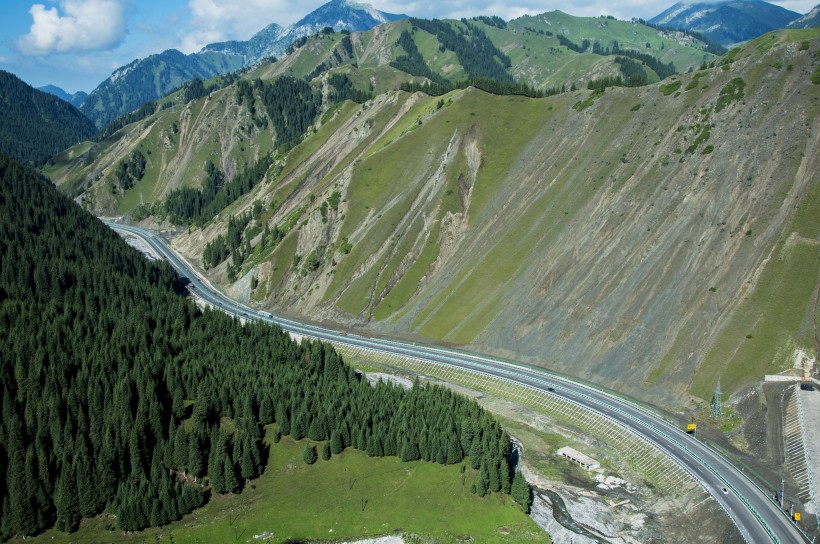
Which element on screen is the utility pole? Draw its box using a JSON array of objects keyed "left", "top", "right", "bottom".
[{"left": 712, "top": 380, "right": 723, "bottom": 417}]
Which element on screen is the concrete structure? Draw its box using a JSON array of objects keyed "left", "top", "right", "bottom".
[
  {"left": 797, "top": 386, "right": 820, "bottom": 525},
  {"left": 557, "top": 446, "right": 601, "bottom": 471}
]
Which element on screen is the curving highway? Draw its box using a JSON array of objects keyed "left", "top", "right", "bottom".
[{"left": 108, "top": 221, "right": 807, "bottom": 544}]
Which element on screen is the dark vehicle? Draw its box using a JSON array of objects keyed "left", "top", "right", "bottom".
[{"left": 800, "top": 382, "right": 815, "bottom": 391}]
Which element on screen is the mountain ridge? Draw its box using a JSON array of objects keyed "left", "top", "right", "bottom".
[
  {"left": 46, "top": 26, "right": 820, "bottom": 407},
  {"left": 0, "top": 70, "right": 96, "bottom": 166},
  {"left": 37, "top": 84, "right": 88, "bottom": 108},
  {"left": 78, "top": 0, "right": 406, "bottom": 128},
  {"left": 649, "top": 0, "right": 801, "bottom": 44}
]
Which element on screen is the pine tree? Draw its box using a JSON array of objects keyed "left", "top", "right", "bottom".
[
  {"left": 330, "top": 431, "right": 343, "bottom": 455},
  {"left": 488, "top": 458, "right": 501, "bottom": 493},
  {"left": 54, "top": 473, "right": 80, "bottom": 533},
  {"left": 476, "top": 475, "right": 487, "bottom": 497},
  {"left": 500, "top": 458, "right": 511, "bottom": 494},
  {"left": 400, "top": 439, "right": 420, "bottom": 462},
  {"left": 223, "top": 457, "right": 239, "bottom": 494},
  {"left": 321, "top": 442, "right": 331, "bottom": 461},
  {"left": 188, "top": 432, "right": 205, "bottom": 479},
  {"left": 240, "top": 438, "right": 257, "bottom": 482},
  {"left": 174, "top": 426, "right": 189, "bottom": 472},
  {"left": 171, "top": 390, "right": 185, "bottom": 420},
  {"left": 303, "top": 444, "right": 318, "bottom": 465},
  {"left": 511, "top": 470, "right": 531, "bottom": 513},
  {"left": 292, "top": 414, "right": 307, "bottom": 441},
  {"left": 446, "top": 436, "right": 463, "bottom": 465},
  {"left": 259, "top": 396, "right": 274, "bottom": 425},
  {"left": 469, "top": 437, "right": 482, "bottom": 469}
]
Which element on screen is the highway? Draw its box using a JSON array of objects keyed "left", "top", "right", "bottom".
[{"left": 109, "top": 221, "right": 807, "bottom": 544}]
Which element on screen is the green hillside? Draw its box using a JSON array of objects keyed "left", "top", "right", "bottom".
[
  {"left": 0, "top": 154, "right": 533, "bottom": 540},
  {"left": 45, "top": 27, "right": 820, "bottom": 407},
  {"left": 0, "top": 70, "right": 96, "bottom": 167}
]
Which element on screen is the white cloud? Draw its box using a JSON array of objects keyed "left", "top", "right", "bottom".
[{"left": 18, "top": 0, "right": 130, "bottom": 56}]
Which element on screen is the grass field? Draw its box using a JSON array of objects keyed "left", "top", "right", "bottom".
[{"left": 29, "top": 430, "right": 546, "bottom": 544}]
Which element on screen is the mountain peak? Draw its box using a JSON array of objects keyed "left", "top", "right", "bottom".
[
  {"left": 293, "top": 0, "right": 406, "bottom": 30},
  {"left": 201, "top": 0, "right": 406, "bottom": 63},
  {"left": 648, "top": 0, "right": 801, "bottom": 45}
]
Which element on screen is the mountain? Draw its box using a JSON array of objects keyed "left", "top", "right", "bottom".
[
  {"left": 0, "top": 71, "right": 96, "bottom": 166},
  {"left": 37, "top": 84, "right": 88, "bottom": 108},
  {"left": 79, "top": 49, "right": 246, "bottom": 129},
  {"left": 80, "top": 0, "right": 406, "bottom": 129},
  {"left": 46, "top": 23, "right": 819, "bottom": 408},
  {"left": 202, "top": 0, "right": 406, "bottom": 65},
  {"left": 788, "top": 4, "right": 820, "bottom": 28},
  {"left": 649, "top": 0, "right": 801, "bottom": 45},
  {"left": 48, "top": 15, "right": 720, "bottom": 200},
  {"left": 0, "top": 154, "right": 523, "bottom": 539}
]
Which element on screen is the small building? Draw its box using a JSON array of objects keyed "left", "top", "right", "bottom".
[{"left": 557, "top": 446, "right": 601, "bottom": 471}]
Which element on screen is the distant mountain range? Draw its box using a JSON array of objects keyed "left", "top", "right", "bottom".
[
  {"left": 40, "top": 0, "right": 817, "bottom": 131},
  {"left": 37, "top": 85, "right": 88, "bottom": 108},
  {"left": 0, "top": 71, "right": 96, "bottom": 166},
  {"left": 75, "top": 0, "right": 405, "bottom": 128},
  {"left": 649, "top": 0, "right": 802, "bottom": 45},
  {"left": 788, "top": 3, "right": 820, "bottom": 28},
  {"left": 202, "top": 0, "right": 405, "bottom": 64}
]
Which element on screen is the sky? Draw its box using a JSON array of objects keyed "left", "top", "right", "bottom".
[{"left": 0, "top": 0, "right": 815, "bottom": 94}]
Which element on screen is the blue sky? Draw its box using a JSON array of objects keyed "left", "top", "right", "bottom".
[{"left": 0, "top": 0, "right": 815, "bottom": 93}]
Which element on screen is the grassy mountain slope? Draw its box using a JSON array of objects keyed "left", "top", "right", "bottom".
[
  {"left": 502, "top": 11, "right": 716, "bottom": 86},
  {"left": 49, "top": 28, "right": 819, "bottom": 408},
  {"left": 79, "top": 50, "right": 246, "bottom": 129}
]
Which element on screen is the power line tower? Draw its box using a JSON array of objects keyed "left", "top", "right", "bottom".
[{"left": 711, "top": 380, "right": 723, "bottom": 417}]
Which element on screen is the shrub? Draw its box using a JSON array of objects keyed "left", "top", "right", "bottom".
[
  {"left": 659, "top": 80, "right": 681, "bottom": 96},
  {"left": 715, "top": 78, "right": 745, "bottom": 112}
]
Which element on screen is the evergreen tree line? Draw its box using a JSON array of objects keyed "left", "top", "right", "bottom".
[
  {"left": 587, "top": 56, "right": 655, "bottom": 91},
  {"left": 327, "top": 74, "right": 373, "bottom": 105},
  {"left": 400, "top": 77, "right": 560, "bottom": 99},
  {"left": 164, "top": 155, "right": 272, "bottom": 227},
  {"left": 390, "top": 30, "right": 449, "bottom": 86},
  {"left": 557, "top": 35, "right": 591, "bottom": 53},
  {"left": 0, "top": 70, "right": 97, "bottom": 167},
  {"left": 95, "top": 101, "right": 159, "bottom": 142},
  {"left": 115, "top": 150, "right": 147, "bottom": 191},
  {"left": 0, "top": 154, "right": 530, "bottom": 538},
  {"left": 182, "top": 79, "right": 208, "bottom": 104},
  {"left": 593, "top": 41, "right": 677, "bottom": 80},
  {"left": 207, "top": 218, "right": 287, "bottom": 280},
  {"left": 303, "top": 36, "right": 359, "bottom": 84},
  {"left": 408, "top": 18, "right": 513, "bottom": 83},
  {"left": 473, "top": 15, "right": 507, "bottom": 29},
  {"left": 202, "top": 211, "right": 254, "bottom": 274},
  {"left": 255, "top": 77, "right": 322, "bottom": 152}
]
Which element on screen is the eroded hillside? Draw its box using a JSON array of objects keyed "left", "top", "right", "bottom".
[{"left": 54, "top": 29, "right": 819, "bottom": 407}]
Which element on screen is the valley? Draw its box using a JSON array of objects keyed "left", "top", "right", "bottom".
[
  {"left": 51, "top": 26, "right": 819, "bottom": 408},
  {"left": 1, "top": 1, "right": 818, "bottom": 542}
]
